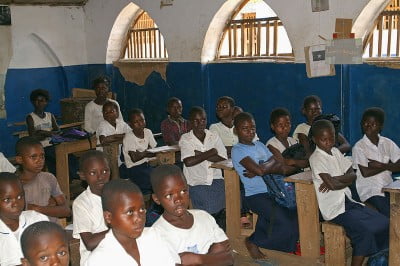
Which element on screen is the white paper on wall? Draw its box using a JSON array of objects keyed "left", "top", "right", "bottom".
[
  {"left": 304, "top": 45, "right": 335, "bottom": 78},
  {"left": 311, "top": 0, "right": 329, "bottom": 12},
  {"left": 325, "top": 38, "right": 363, "bottom": 64}
]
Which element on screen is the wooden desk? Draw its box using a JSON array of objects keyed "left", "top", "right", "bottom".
[
  {"left": 382, "top": 180, "right": 400, "bottom": 266},
  {"left": 211, "top": 159, "right": 241, "bottom": 240},
  {"left": 148, "top": 145, "right": 180, "bottom": 165},
  {"left": 55, "top": 136, "right": 96, "bottom": 205},
  {"left": 13, "top": 121, "right": 84, "bottom": 139},
  {"left": 285, "top": 171, "right": 320, "bottom": 260}
]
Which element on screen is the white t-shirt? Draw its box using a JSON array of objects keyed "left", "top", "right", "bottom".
[
  {"left": 179, "top": 130, "right": 227, "bottom": 186},
  {"left": 266, "top": 136, "right": 297, "bottom": 153},
  {"left": 0, "top": 211, "right": 48, "bottom": 266},
  {"left": 122, "top": 128, "right": 157, "bottom": 168},
  {"left": 86, "top": 228, "right": 180, "bottom": 266},
  {"left": 352, "top": 134, "right": 400, "bottom": 202},
  {"left": 152, "top": 209, "right": 228, "bottom": 255},
  {"left": 209, "top": 122, "right": 238, "bottom": 147},
  {"left": 28, "top": 112, "right": 53, "bottom": 147},
  {"left": 84, "top": 99, "right": 123, "bottom": 134},
  {"left": 72, "top": 187, "right": 108, "bottom": 266},
  {"left": 293, "top": 123, "right": 311, "bottom": 142},
  {"left": 309, "top": 146, "right": 359, "bottom": 221},
  {"left": 0, "top": 152, "right": 16, "bottom": 173}
]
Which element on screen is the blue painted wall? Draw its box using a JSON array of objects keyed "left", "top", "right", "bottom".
[{"left": 2, "top": 61, "right": 400, "bottom": 157}]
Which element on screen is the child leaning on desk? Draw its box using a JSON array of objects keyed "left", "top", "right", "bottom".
[{"left": 309, "top": 119, "right": 389, "bottom": 266}]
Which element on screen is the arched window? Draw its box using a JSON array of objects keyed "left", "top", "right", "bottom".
[
  {"left": 122, "top": 11, "right": 168, "bottom": 59},
  {"left": 217, "top": 0, "right": 293, "bottom": 61},
  {"left": 363, "top": 0, "right": 400, "bottom": 58}
]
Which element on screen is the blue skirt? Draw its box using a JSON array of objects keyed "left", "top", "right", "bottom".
[{"left": 189, "top": 179, "right": 225, "bottom": 215}]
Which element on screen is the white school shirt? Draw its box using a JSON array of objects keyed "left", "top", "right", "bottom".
[
  {"left": 179, "top": 130, "right": 227, "bottom": 186},
  {"left": 209, "top": 122, "right": 238, "bottom": 146},
  {"left": 122, "top": 128, "right": 157, "bottom": 168},
  {"left": 28, "top": 112, "right": 53, "bottom": 147},
  {"left": 83, "top": 99, "right": 123, "bottom": 134},
  {"left": 266, "top": 136, "right": 297, "bottom": 153},
  {"left": 0, "top": 211, "right": 48, "bottom": 266},
  {"left": 0, "top": 152, "right": 16, "bottom": 173},
  {"left": 86, "top": 228, "right": 180, "bottom": 266},
  {"left": 309, "top": 146, "right": 360, "bottom": 221},
  {"left": 292, "top": 123, "right": 310, "bottom": 142},
  {"left": 352, "top": 134, "right": 400, "bottom": 202},
  {"left": 72, "top": 187, "right": 108, "bottom": 266},
  {"left": 153, "top": 209, "right": 228, "bottom": 255}
]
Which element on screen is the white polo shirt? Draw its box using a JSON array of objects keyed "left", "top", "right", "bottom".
[
  {"left": 122, "top": 128, "right": 157, "bottom": 168},
  {"left": 309, "top": 146, "right": 359, "bottom": 221},
  {"left": 0, "top": 211, "right": 48, "bottom": 266},
  {"left": 86, "top": 228, "right": 179, "bottom": 266},
  {"left": 179, "top": 130, "right": 227, "bottom": 186},
  {"left": 209, "top": 122, "right": 238, "bottom": 147},
  {"left": 266, "top": 136, "right": 297, "bottom": 153},
  {"left": 352, "top": 134, "right": 400, "bottom": 202},
  {"left": 72, "top": 187, "right": 108, "bottom": 266}
]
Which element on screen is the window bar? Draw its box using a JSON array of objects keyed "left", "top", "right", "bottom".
[
  {"left": 256, "top": 21, "right": 261, "bottom": 56},
  {"left": 397, "top": 15, "right": 400, "bottom": 56},
  {"left": 241, "top": 21, "right": 245, "bottom": 57},
  {"left": 273, "top": 20, "right": 278, "bottom": 56},
  {"left": 378, "top": 15, "right": 383, "bottom": 57},
  {"left": 249, "top": 20, "right": 254, "bottom": 56},
  {"left": 265, "top": 21, "right": 270, "bottom": 56},
  {"left": 387, "top": 15, "right": 393, "bottom": 56},
  {"left": 228, "top": 25, "right": 232, "bottom": 57}
]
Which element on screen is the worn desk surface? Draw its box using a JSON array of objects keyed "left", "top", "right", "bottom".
[{"left": 383, "top": 180, "right": 400, "bottom": 266}]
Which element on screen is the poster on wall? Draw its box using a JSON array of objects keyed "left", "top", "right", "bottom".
[
  {"left": 311, "top": 0, "right": 329, "bottom": 12},
  {"left": 0, "top": 5, "right": 11, "bottom": 25},
  {"left": 305, "top": 45, "right": 335, "bottom": 78},
  {"left": 325, "top": 38, "right": 363, "bottom": 64}
]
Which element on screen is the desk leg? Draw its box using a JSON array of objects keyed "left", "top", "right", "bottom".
[
  {"left": 389, "top": 192, "right": 400, "bottom": 266},
  {"left": 55, "top": 145, "right": 70, "bottom": 205},
  {"left": 295, "top": 183, "right": 320, "bottom": 259},
  {"left": 224, "top": 169, "right": 241, "bottom": 240}
]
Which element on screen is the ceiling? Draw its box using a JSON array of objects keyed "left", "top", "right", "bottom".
[{"left": 0, "top": 0, "right": 88, "bottom": 5}]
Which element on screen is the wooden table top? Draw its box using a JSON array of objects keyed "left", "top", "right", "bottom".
[
  {"left": 211, "top": 159, "right": 234, "bottom": 171},
  {"left": 382, "top": 180, "right": 400, "bottom": 193},
  {"left": 147, "top": 145, "right": 180, "bottom": 153},
  {"left": 284, "top": 171, "right": 313, "bottom": 184}
]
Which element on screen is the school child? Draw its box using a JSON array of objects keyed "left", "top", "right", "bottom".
[
  {"left": 21, "top": 221, "right": 69, "bottom": 266},
  {"left": 15, "top": 137, "right": 71, "bottom": 221},
  {"left": 72, "top": 150, "right": 110, "bottom": 265},
  {"left": 352, "top": 107, "right": 400, "bottom": 218},
  {"left": 0, "top": 172, "right": 48, "bottom": 266},
  {"left": 0, "top": 152, "right": 16, "bottom": 173},
  {"left": 309, "top": 119, "right": 389, "bottom": 266},
  {"left": 231, "top": 112, "right": 299, "bottom": 260},
  {"left": 84, "top": 76, "right": 123, "bottom": 134},
  {"left": 26, "top": 89, "right": 60, "bottom": 174},
  {"left": 121, "top": 108, "right": 156, "bottom": 195},
  {"left": 151, "top": 164, "right": 233, "bottom": 265},
  {"left": 266, "top": 108, "right": 308, "bottom": 169},
  {"left": 160, "top": 97, "right": 190, "bottom": 145},
  {"left": 86, "top": 179, "right": 180, "bottom": 265},
  {"left": 179, "top": 106, "right": 227, "bottom": 228}
]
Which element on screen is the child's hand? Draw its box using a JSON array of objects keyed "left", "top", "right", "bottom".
[
  {"left": 368, "top": 159, "right": 385, "bottom": 170},
  {"left": 319, "top": 182, "right": 330, "bottom": 193},
  {"left": 179, "top": 252, "right": 200, "bottom": 265},
  {"left": 244, "top": 170, "right": 256, "bottom": 178}
]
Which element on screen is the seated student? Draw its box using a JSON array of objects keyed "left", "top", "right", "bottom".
[
  {"left": 86, "top": 179, "right": 179, "bottom": 265},
  {"left": 231, "top": 112, "right": 299, "bottom": 260},
  {"left": 309, "top": 119, "right": 389, "bottom": 266},
  {"left": 73, "top": 151, "right": 110, "bottom": 265},
  {"left": 352, "top": 107, "right": 400, "bottom": 218},
  {"left": 21, "top": 221, "right": 69, "bottom": 266},
  {"left": 151, "top": 164, "right": 233, "bottom": 265},
  {"left": 266, "top": 108, "right": 308, "bottom": 169},
  {"left": 121, "top": 109, "right": 156, "bottom": 195},
  {"left": 179, "top": 106, "right": 227, "bottom": 228},
  {"left": 0, "top": 172, "right": 48, "bottom": 266},
  {"left": 0, "top": 152, "right": 16, "bottom": 173},
  {"left": 26, "top": 89, "right": 60, "bottom": 174},
  {"left": 160, "top": 97, "right": 190, "bottom": 145},
  {"left": 15, "top": 137, "right": 71, "bottom": 222},
  {"left": 84, "top": 76, "right": 123, "bottom": 134}
]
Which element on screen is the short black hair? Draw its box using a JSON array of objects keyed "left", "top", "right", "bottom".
[
  {"left": 167, "top": 97, "right": 181, "bottom": 108},
  {"left": 189, "top": 106, "right": 206, "bottom": 120},
  {"left": 270, "top": 108, "right": 290, "bottom": 125},
  {"left": 30, "top": 89, "right": 50, "bottom": 103},
  {"left": 0, "top": 172, "right": 22, "bottom": 189},
  {"left": 310, "top": 119, "right": 334, "bottom": 138},
  {"left": 79, "top": 150, "right": 108, "bottom": 171},
  {"left": 217, "top": 96, "right": 235, "bottom": 107},
  {"left": 303, "top": 95, "right": 322, "bottom": 109},
  {"left": 362, "top": 107, "right": 385, "bottom": 125},
  {"left": 102, "top": 100, "right": 118, "bottom": 112},
  {"left": 21, "top": 221, "right": 67, "bottom": 259},
  {"left": 102, "top": 179, "right": 142, "bottom": 212},
  {"left": 92, "top": 76, "right": 110, "bottom": 89},
  {"left": 128, "top": 108, "right": 144, "bottom": 119},
  {"left": 233, "top": 112, "right": 254, "bottom": 128},
  {"left": 150, "top": 164, "right": 186, "bottom": 194},
  {"left": 15, "top": 136, "right": 42, "bottom": 156}
]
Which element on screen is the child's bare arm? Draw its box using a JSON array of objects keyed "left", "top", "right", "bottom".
[
  {"left": 99, "top": 134, "right": 125, "bottom": 145},
  {"left": 240, "top": 156, "right": 295, "bottom": 177},
  {"left": 26, "top": 115, "right": 58, "bottom": 139},
  {"left": 267, "top": 145, "right": 284, "bottom": 162},
  {"left": 336, "top": 133, "right": 351, "bottom": 154},
  {"left": 128, "top": 150, "right": 154, "bottom": 163},
  {"left": 297, "top": 133, "right": 311, "bottom": 157},
  {"left": 28, "top": 194, "right": 71, "bottom": 218},
  {"left": 80, "top": 230, "right": 109, "bottom": 251},
  {"left": 179, "top": 240, "right": 233, "bottom": 265},
  {"left": 318, "top": 167, "right": 356, "bottom": 191},
  {"left": 359, "top": 159, "right": 400, "bottom": 177},
  {"left": 51, "top": 114, "right": 60, "bottom": 132},
  {"left": 183, "top": 148, "right": 218, "bottom": 167}
]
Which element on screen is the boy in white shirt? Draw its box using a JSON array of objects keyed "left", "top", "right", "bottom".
[
  {"left": 73, "top": 151, "right": 110, "bottom": 265},
  {"left": 0, "top": 173, "right": 48, "bottom": 266},
  {"left": 352, "top": 107, "right": 400, "bottom": 218},
  {"left": 309, "top": 119, "right": 389, "bottom": 266},
  {"left": 151, "top": 165, "right": 233, "bottom": 265},
  {"left": 121, "top": 108, "right": 156, "bottom": 195}
]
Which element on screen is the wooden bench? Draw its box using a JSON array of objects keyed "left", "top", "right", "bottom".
[{"left": 322, "top": 222, "right": 351, "bottom": 266}]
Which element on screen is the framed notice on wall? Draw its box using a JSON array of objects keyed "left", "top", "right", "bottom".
[{"left": 0, "top": 6, "right": 11, "bottom": 25}]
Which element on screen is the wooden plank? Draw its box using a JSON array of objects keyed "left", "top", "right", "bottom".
[
  {"left": 378, "top": 15, "right": 383, "bottom": 57},
  {"left": 322, "top": 223, "right": 346, "bottom": 266},
  {"left": 388, "top": 15, "right": 393, "bottom": 56},
  {"left": 158, "top": 30, "right": 162, "bottom": 58},
  {"left": 241, "top": 21, "right": 245, "bottom": 57},
  {"left": 265, "top": 21, "right": 270, "bottom": 56},
  {"left": 228, "top": 25, "right": 232, "bottom": 57},
  {"left": 284, "top": 170, "right": 313, "bottom": 184},
  {"left": 153, "top": 29, "right": 157, "bottom": 58},
  {"left": 382, "top": 180, "right": 400, "bottom": 193},
  {"left": 249, "top": 21, "right": 253, "bottom": 56},
  {"left": 102, "top": 143, "right": 120, "bottom": 180},
  {"left": 273, "top": 20, "right": 278, "bottom": 56},
  {"left": 233, "top": 23, "right": 237, "bottom": 57},
  {"left": 256, "top": 21, "right": 261, "bottom": 56},
  {"left": 223, "top": 168, "right": 241, "bottom": 239},
  {"left": 388, "top": 192, "right": 400, "bottom": 266},
  {"left": 369, "top": 34, "right": 374, "bottom": 57},
  {"left": 397, "top": 16, "right": 400, "bottom": 56},
  {"left": 211, "top": 159, "right": 234, "bottom": 171}
]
